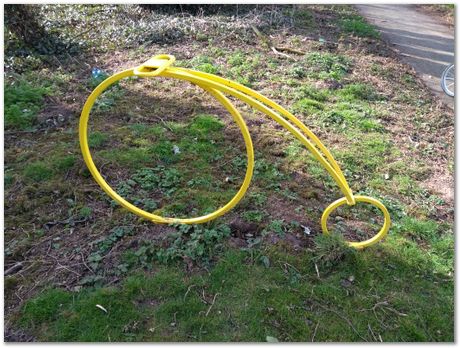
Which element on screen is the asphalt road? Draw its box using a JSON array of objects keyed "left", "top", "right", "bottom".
[{"left": 356, "top": 4, "right": 454, "bottom": 108}]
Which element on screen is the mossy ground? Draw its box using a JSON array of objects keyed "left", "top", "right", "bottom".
[{"left": 4, "top": 4, "right": 454, "bottom": 342}]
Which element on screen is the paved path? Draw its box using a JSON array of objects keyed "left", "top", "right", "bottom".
[{"left": 356, "top": 4, "right": 454, "bottom": 108}]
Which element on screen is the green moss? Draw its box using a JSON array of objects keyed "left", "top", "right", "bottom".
[
  {"left": 53, "top": 155, "right": 77, "bottom": 172},
  {"left": 5, "top": 79, "right": 51, "bottom": 130},
  {"left": 88, "top": 131, "right": 109, "bottom": 148},
  {"left": 21, "top": 288, "right": 73, "bottom": 326},
  {"left": 189, "top": 114, "right": 224, "bottom": 134},
  {"left": 98, "top": 147, "right": 152, "bottom": 169},
  {"left": 23, "top": 162, "right": 54, "bottom": 182}
]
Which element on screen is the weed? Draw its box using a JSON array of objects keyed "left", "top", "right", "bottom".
[
  {"left": 242, "top": 210, "right": 265, "bottom": 223},
  {"left": 312, "top": 232, "right": 356, "bottom": 269},
  {"left": 289, "top": 65, "right": 307, "bottom": 78},
  {"left": 226, "top": 54, "right": 260, "bottom": 87},
  {"left": 131, "top": 165, "right": 180, "bottom": 196},
  {"left": 305, "top": 52, "right": 351, "bottom": 80},
  {"left": 94, "top": 86, "right": 124, "bottom": 111},
  {"left": 264, "top": 219, "right": 286, "bottom": 237},
  {"left": 320, "top": 105, "right": 383, "bottom": 132},
  {"left": 79, "top": 206, "right": 93, "bottom": 219},
  {"left": 338, "top": 83, "right": 382, "bottom": 101},
  {"left": 294, "top": 85, "right": 329, "bottom": 102},
  {"left": 127, "top": 224, "right": 232, "bottom": 267},
  {"left": 253, "top": 158, "right": 286, "bottom": 189},
  {"left": 228, "top": 50, "right": 245, "bottom": 67},
  {"left": 197, "top": 63, "right": 219, "bottom": 74},
  {"left": 87, "top": 226, "right": 134, "bottom": 272},
  {"left": 190, "top": 55, "right": 220, "bottom": 74},
  {"left": 247, "top": 191, "right": 268, "bottom": 207}
]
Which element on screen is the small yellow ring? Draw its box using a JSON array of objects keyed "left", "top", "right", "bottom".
[{"left": 321, "top": 195, "right": 391, "bottom": 249}]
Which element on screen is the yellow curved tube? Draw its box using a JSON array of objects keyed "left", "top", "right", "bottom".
[{"left": 79, "top": 54, "right": 391, "bottom": 249}]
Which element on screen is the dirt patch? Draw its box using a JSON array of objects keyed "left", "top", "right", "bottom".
[{"left": 423, "top": 166, "right": 454, "bottom": 206}]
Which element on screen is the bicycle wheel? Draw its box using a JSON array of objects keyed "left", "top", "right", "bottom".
[{"left": 441, "top": 64, "right": 455, "bottom": 97}]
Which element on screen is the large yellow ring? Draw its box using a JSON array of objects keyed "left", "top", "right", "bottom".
[
  {"left": 79, "top": 68, "right": 255, "bottom": 224},
  {"left": 321, "top": 195, "right": 391, "bottom": 249}
]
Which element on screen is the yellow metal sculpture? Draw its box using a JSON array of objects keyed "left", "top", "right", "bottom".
[{"left": 79, "top": 54, "right": 390, "bottom": 249}]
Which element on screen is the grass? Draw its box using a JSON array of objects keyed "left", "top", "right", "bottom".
[
  {"left": 340, "top": 16, "right": 380, "bottom": 38},
  {"left": 20, "top": 233, "right": 453, "bottom": 342},
  {"left": 4, "top": 4, "right": 454, "bottom": 343}
]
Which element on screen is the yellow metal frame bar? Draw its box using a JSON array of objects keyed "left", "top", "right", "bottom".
[{"left": 79, "top": 55, "right": 391, "bottom": 249}]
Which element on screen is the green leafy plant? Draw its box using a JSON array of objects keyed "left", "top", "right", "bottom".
[
  {"left": 87, "top": 226, "right": 134, "bottom": 271},
  {"left": 305, "top": 52, "right": 351, "bottom": 80},
  {"left": 127, "top": 224, "right": 232, "bottom": 267}
]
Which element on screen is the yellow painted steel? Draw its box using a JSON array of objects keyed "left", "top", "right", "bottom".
[{"left": 79, "top": 54, "right": 391, "bottom": 249}]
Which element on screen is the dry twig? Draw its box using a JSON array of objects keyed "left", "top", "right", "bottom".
[{"left": 205, "top": 293, "right": 219, "bottom": 317}]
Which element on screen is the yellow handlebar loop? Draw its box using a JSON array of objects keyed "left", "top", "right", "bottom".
[
  {"left": 133, "top": 54, "right": 176, "bottom": 77},
  {"left": 79, "top": 55, "right": 391, "bottom": 249}
]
